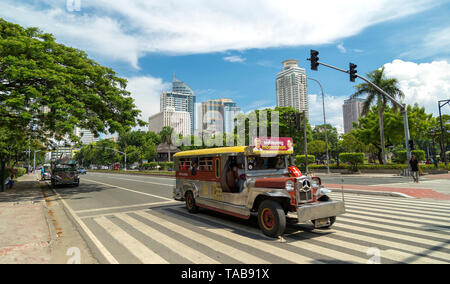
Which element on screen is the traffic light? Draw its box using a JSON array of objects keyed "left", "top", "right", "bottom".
[
  {"left": 349, "top": 63, "right": 357, "bottom": 82},
  {"left": 310, "top": 50, "right": 319, "bottom": 71},
  {"left": 408, "top": 139, "right": 415, "bottom": 150}
]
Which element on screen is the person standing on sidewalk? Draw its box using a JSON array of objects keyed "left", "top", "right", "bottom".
[{"left": 409, "top": 155, "right": 420, "bottom": 183}]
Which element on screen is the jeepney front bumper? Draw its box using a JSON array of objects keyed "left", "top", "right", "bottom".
[{"left": 289, "top": 201, "right": 346, "bottom": 223}]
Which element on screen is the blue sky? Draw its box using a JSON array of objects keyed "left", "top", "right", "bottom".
[{"left": 1, "top": 0, "right": 450, "bottom": 133}]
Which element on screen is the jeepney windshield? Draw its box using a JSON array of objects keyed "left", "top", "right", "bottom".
[{"left": 246, "top": 155, "right": 287, "bottom": 171}]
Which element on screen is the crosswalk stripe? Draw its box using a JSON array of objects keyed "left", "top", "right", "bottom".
[
  {"left": 329, "top": 193, "right": 450, "bottom": 209},
  {"left": 160, "top": 208, "right": 320, "bottom": 264},
  {"left": 339, "top": 196, "right": 450, "bottom": 212},
  {"left": 167, "top": 207, "right": 366, "bottom": 263},
  {"left": 343, "top": 207, "right": 450, "bottom": 227},
  {"left": 381, "top": 249, "right": 448, "bottom": 264},
  {"left": 115, "top": 213, "right": 220, "bottom": 264},
  {"left": 92, "top": 216, "right": 169, "bottom": 264},
  {"left": 134, "top": 211, "right": 270, "bottom": 264},
  {"left": 335, "top": 198, "right": 450, "bottom": 216},
  {"left": 337, "top": 215, "right": 449, "bottom": 241},
  {"left": 284, "top": 237, "right": 368, "bottom": 263},
  {"left": 332, "top": 224, "right": 450, "bottom": 260},
  {"left": 339, "top": 212, "right": 450, "bottom": 238},
  {"left": 343, "top": 204, "right": 450, "bottom": 224},
  {"left": 335, "top": 221, "right": 449, "bottom": 248}
]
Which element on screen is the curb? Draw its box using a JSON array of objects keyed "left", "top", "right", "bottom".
[
  {"left": 45, "top": 182, "right": 116, "bottom": 264},
  {"left": 329, "top": 188, "right": 414, "bottom": 198},
  {"left": 40, "top": 182, "right": 59, "bottom": 248}
]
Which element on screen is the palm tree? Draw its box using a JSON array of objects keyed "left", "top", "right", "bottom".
[
  {"left": 159, "top": 126, "right": 174, "bottom": 162},
  {"left": 350, "top": 67, "right": 404, "bottom": 164}
]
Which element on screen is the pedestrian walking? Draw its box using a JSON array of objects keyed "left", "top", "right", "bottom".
[{"left": 409, "top": 155, "right": 419, "bottom": 183}]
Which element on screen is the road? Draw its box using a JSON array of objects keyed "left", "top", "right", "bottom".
[{"left": 50, "top": 172, "right": 450, "bottom": 264}]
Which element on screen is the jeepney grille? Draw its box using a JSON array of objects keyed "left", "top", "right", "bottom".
[{"left": 297, "top": 180, "right": 313, "bottom": 203}]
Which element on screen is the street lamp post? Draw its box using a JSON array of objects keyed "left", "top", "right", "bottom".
[
  {"left": 308, "top": 77, "right": 330, "bottom": 174},
  {"left": 33, "top": 150, "right": 41, "bottom": 173}
]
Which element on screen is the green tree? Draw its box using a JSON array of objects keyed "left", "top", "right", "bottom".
[
  {"left": 308, "top": 140, "right": 326, "bottom": 161},
  {"left": 0, "top": 18, "right": 145, "bottom": 164},
  {"left": 350, "top": 67, "right": 404, "bottom": 165}
]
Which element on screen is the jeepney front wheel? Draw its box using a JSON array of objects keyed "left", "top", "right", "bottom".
[
  {"left": 257, "top": 200, "right": 286, "bottom": 238},
  {"left": 185, "top": 191, "right": 199, "bottom": 213}
]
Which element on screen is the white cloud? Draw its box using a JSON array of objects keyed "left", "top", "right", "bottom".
[
  {"left": 337, "top": 43, "right": 346, "bottom": 53},
  {"left": 400, "top": 26, "right": 450, "bottom": 60},
  {"left": 383, "top": 59, "right": 450, "bottom": 116},
  {"left": 308, "top": 94, "right": 345, "bottom": 132},
  {"left": 0, "top": 0, "right": 438, "bottom": 68},
  {"left": 126, "top": 76, "right": 171, "bottom": 130},
  {"left": 223, "top": 55, "right": 246, "bottom": 63}
]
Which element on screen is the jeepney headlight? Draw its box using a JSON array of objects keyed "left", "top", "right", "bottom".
[{"left": 285, "top": 180, "right": 295, "bottom": 192}]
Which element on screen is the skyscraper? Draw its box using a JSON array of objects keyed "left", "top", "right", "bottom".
[
  {"left": 342, "top": 98, "right": 365, "bottom": 134},
  {"left": 199, "top": 98, "right": 241, "bottom": 135},
  {"left": 74, "top": 128, "right": 99, "bottom": 145},
  {"left": 276, "top": 60, "right": 308, "bottom": 116},
  {"left": 148, "top": 107, "right": 191, "bottom": 137},
  {"left": 160, "top": 76, "right": 196, "bottom": 134}
]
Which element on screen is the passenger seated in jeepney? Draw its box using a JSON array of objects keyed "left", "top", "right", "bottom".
[
  {"left": 226, "top": 161, "right": 238, "bottom": 192},
  {"left": 191, "top": 159, "right": 198, "bottom": 176}
]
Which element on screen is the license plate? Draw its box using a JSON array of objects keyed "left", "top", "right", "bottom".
[{"left": 314, "top": 218, "right": 330, "bottom": 228}]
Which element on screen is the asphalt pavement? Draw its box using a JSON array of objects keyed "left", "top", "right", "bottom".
[{"left": 47, "top": 172, "right": 450, "bottom": 264}]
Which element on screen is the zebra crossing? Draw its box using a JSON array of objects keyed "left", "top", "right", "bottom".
[{"left": 77, "top": 193, "right": 450, "bottom": 264}]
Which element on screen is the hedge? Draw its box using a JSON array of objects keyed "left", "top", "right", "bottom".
[
  {"left": 141, "top": 162, "right": 174, "bottom": 171},
  {"left": 296, "top": 155, "right": 315, "bottom": 165},
  {"left": 394, "top": 150, "right": 426, "bottom": 163},
  {"left": 339, "top": 153, "right": 365, "bottom": 172},
  {"left": 305, "top": 163, "right": 450, "bottom": 171}
]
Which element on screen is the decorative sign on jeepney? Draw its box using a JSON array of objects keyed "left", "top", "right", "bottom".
[{"left": 251, "top": 137, "right": 294, "bottom": 154}]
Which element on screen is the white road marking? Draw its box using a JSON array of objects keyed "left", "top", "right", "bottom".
[{"left": 93, "top": 216, "right": 169, "bottom": 264}]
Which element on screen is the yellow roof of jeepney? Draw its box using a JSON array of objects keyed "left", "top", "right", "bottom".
[{"left": 173, "top": 146, "right": 249, "bottom": 158}]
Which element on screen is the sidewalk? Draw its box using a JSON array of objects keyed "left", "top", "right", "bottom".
[
  {"left": 324, "top": 172, "right": 450, "bottom": 201},
  {"left": 0, "top": 173, "right": 98, "bottom": 264},
  {"left": 0, "top": 173, "right": 52, "bottom": 264}
]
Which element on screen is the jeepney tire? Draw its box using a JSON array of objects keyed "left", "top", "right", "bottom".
[
  {"left": 185, "top": 191, "right": 199, "bottom": 213},
  {"left": 257, "top": 200, "right": 286, "bottom": 238}
]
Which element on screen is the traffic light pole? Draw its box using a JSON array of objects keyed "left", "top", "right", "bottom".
[{"left": 308, "top": 57, "right": 412, "bottom": 162}]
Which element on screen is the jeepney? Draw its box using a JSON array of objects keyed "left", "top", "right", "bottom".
[
  {"left": 51, "top": 162, "right": 80, "bottom": 187},
  {"left": 173, "top": 145, "right": 346, "bottom": 238}
]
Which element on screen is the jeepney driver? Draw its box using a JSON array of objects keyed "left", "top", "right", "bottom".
[{"left": 234, "top": 163, "right": 246, "bottom": 192}]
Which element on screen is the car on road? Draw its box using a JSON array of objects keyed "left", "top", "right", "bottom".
[
  {"left": 51, "top": 163, "right": 80, "bottom": 187},
  {"left": 77, "top": 167, "right": 87, "bottom": 174},
  {"left": 173, "top": 142, "right": 346, "bottom": 238}
]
